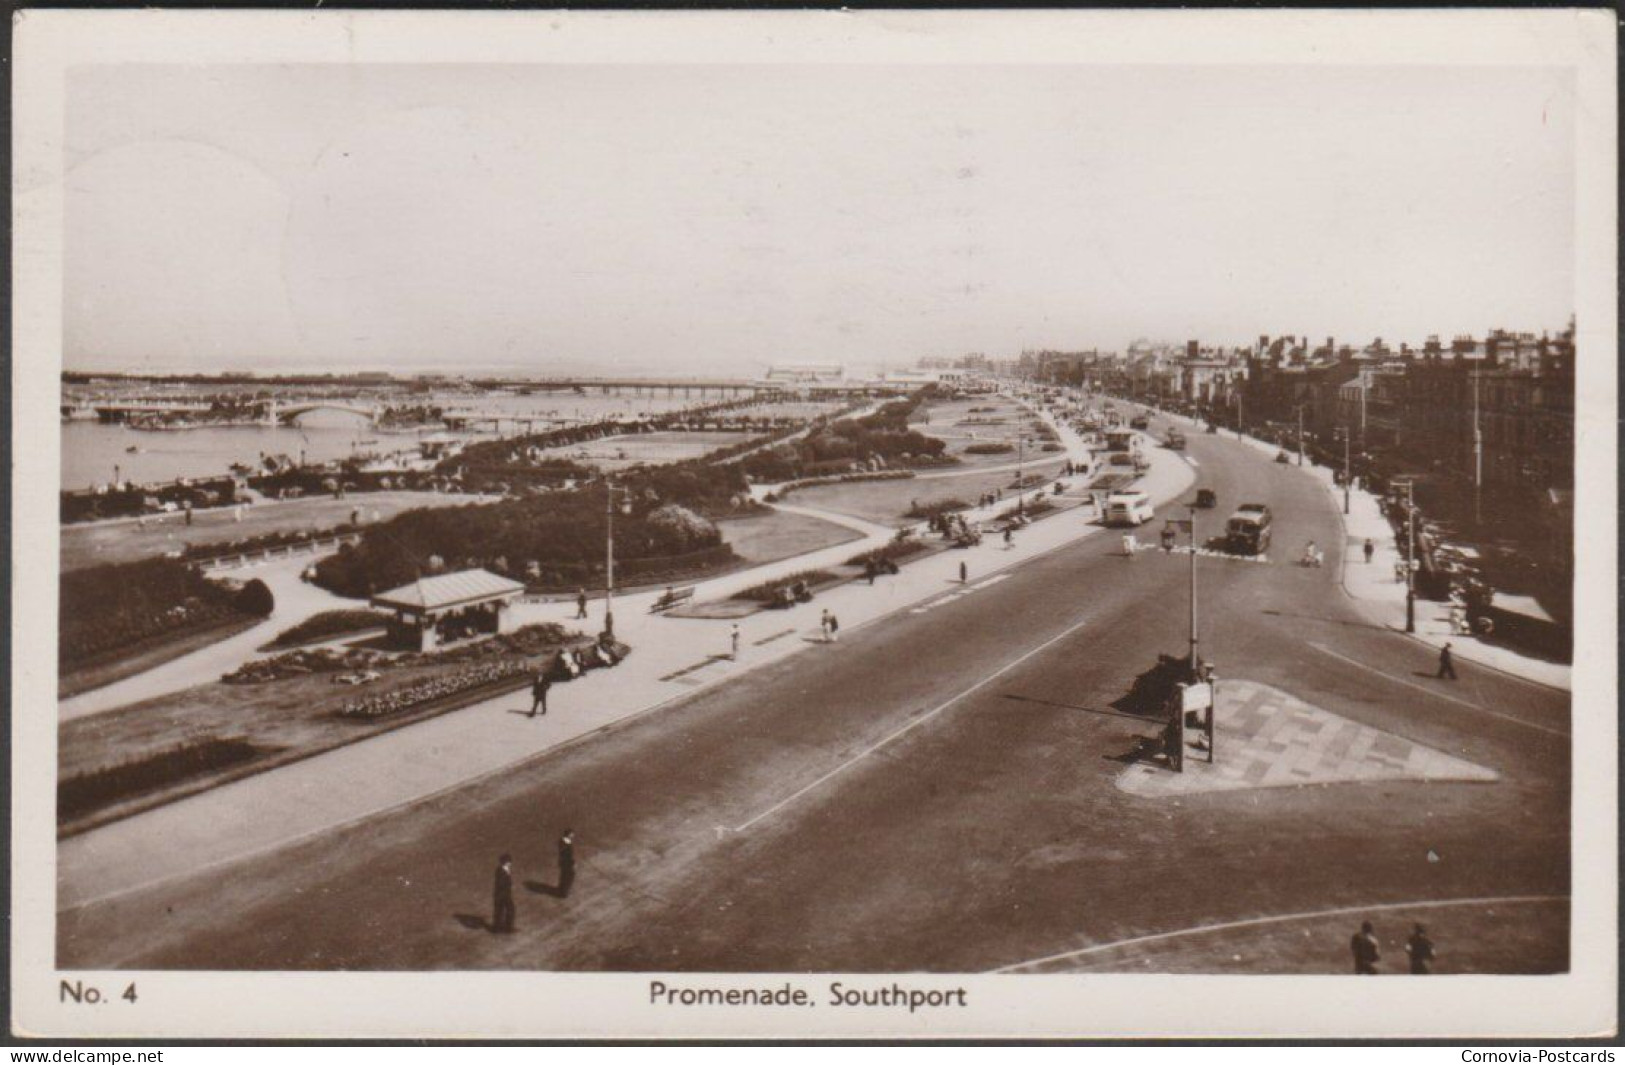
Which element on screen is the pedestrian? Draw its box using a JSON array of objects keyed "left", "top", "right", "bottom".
[
  {"left": 1122, "top": 533, "right": 1136, "bottom": 558},
  {"left": 828, "top": 612, "right": 839, "bottom": 643},
  {"left": 1004, "top": 528, "right": 1014, "bottom": 550},
  {"left": 1436, "top": 642, "right": 1458, "bottom": 680},
  {"left": 1351, "top": 920, "right": 1380, "bottom": 974},
  {"left": 865, "top": 559, "right": 877, "bottom": 585},
  {"left": 1404, "top": 923, "right": 1436, "bottom": 974},
  {"left": 730, "top": 623, "right": 741, "bottom": 660},
  {"left": 575, "top": 588, "right": 588, "bottom": 620},
  {"left": 557, "top": 829, "right": 576, "bottom": 899},
  {"left": 350, "top": 507, "right": 360, "bottom": 527},
  {"left": 492, "top": 854, "right": 516, "bottom": 933},
  {"left": 1363, "top": 538, "right": 1375, "bottom": 565},
  {"left": 820, "top": 609, "right": 833, "bottom": 643},
  {"left": 959, "top": 560, "right": 968, "bottom": 584},
  {"left": 1161, "top": 525, "right": 1176, "bottom": 553},
  {"left": 528, "top": 670, "right": 551, "bottom": 717},
  {"left": 184, "top": 503, "right": 193, "bottom": 527}
]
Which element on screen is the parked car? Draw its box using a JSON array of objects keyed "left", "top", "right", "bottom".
[{"left": 1195, "top": 488, "right": 1217, "bottom": 509}]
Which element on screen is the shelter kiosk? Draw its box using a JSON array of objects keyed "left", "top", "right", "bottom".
[{"left": 371, "top": 568, "right": 525, "bottom": 652}]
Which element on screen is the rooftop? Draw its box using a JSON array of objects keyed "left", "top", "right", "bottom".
[{"left": 371, "top": 568, "right": 527, "bottom": 614}]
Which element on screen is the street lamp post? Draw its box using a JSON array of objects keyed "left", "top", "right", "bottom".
[
  {"left": 603, "top": 477, "right": 625, "bottom": 640},
  {"left": 1187, "top": 503, "right": 1199, "bottom": 677},
  {"left": 1297, "top": 406, "right": 1305, "bottom": 466},
  {"left": 1400, "top": 479, "right": 1418, "bottom": 634},
  {"left": 1016, "top": 434, "right": 1025, "bottom": 517},
  {"left": 1338, "top": 427, "right": 1351, "bottom": 515}
]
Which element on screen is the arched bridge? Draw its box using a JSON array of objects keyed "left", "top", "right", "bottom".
[{"left": 271, "top": 401, "right": 379, "bottom": 425}]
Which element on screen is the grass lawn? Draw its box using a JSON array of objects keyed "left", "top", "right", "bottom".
[
  {"left": 57, "top": 632, "right": 595, "bottom": 833},
  {"left": 716, "top": 507, "right": 865, "bottom": 565},
  {"left": 546, "top": 430, "right": 762, "bottom": 471},
  {"left": 61, "top": 491, "right": 491, "bottom": 571},
  {"left": 794, "top": 462, "right": 1067, "bottom": 527},
  {"left": 58, "top": 614, "right": 263, "bottom": 700}
]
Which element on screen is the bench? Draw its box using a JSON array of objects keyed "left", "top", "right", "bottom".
[{"left": 649, "top": 586, "right": 696, "bottom": 613}]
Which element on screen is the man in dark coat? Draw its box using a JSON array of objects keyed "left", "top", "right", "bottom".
[
  {"left": 1405, "top": 923, "right": 1436, "bottom": 974},
  {"left": 492, "top": 854, "right": 516, "bottom": 933},
  {"left": 575, "top": 588, "right": 588, "bottom": 620},
  {"left": 1436, "top": 642, "right": 1458, "bottom": 680},
  {"left": 529, "top": 671, "right": 551, "bottom": 717},
  {"left": 1351, "top": 921, "right": 1380, "bottom": 974},
  {"left": 557, "top": 829, "right": 576, "bottom": 899}
]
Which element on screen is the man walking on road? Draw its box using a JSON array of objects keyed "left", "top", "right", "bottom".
[
  {"left": 1405, "top": 923, "right": 1436, "bottom": 974},
  {"left": 1436, "top": 642, "right": 1458, "bottom": 680},
  {"left": 1363, "top": 538, "right": 1375, "bottom": 564},
  {"left": 1351, "top": 921, "right": 1380, "bottom": 974},
  {"left": 528, "top": 671, "right": 551, "bottom": 717},
  {"left": 575, "top": 588, "right": 588, "bottom": 620},
  {"left": 492, "top": 854, "right": 516, "bottom": 933},
  {"left": 820, "top": 610, "right": 833, "bottom": 643},
  {"left": 730, "top": 623, "right": 741, "bottom": 660},
  {"left": 557, "top": 830, "right": 576, "bottom": 899},
  {"left": 959, "top": 561, "right": 968, "bottom": 584}
]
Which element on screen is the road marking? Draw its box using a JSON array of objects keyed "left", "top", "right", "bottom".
[
  {"left": 989, "top": 894, "right": 1567, "bottom": 973},
  {"left": 1308, "top": 643, "right": 1568, "bottom": 738},
  {"left": 731, "top": 614, "right": 1091, "bottom": 833},
  {"left": 909, "top": 573, "right": 1010, "bottom": 614}
]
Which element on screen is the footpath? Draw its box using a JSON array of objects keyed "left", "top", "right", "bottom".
[
  {"left": 59, "top": 403, "right": 1194, "bottom": 910},
  {"left": 1152, "top": 407, "right": 1569, "bottom": 691}
]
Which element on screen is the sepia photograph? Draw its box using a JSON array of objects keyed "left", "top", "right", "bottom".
[{"left": 10, "top": 8, "right": 1617, "bottom": 1041}]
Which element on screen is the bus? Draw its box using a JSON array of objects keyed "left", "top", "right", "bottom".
[{"left": 1225, "top": 503, "right": 1273, "bottom": 555}]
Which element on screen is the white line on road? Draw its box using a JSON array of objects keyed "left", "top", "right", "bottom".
[
  {"left": 1309, "top": 643, "right": 1569, "bottom": 738},
  {"left": 731, "top": 613, "right": 1089, "bottom": 833},
  {"left": 990, "top": 894, "right": 1567, "bottom": 973}
]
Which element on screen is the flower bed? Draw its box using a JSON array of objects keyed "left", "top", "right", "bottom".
[
  {"left": 904, "top": 498, "right": 970, "bottom": 520},
  {"left": 846, "top": 540, "right": 930, "bottom": 568},
  {"left": 964, "top": 442, "right": 1014, "bottom": 455},
  {"left": 731, "top": 569, "right": 837, "bottom": 602},
  {"left": 338, "top": 660, "right": 533, "bottom": 719}
]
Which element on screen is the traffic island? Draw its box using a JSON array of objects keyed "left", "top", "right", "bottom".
[{"left": 1117, "top": 678, "right": 1498, "bottom": 797}]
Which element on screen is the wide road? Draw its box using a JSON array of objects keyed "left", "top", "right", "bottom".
[{"left": 60, "top": 419, "right": 1570, "bottom": 972}]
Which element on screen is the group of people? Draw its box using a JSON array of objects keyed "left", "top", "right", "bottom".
[
  {"left": 490, "top": 829, "right": 576, "bottom": 934},
  {"left": 862, "top": 556, "right": 900, "bottom": 584},
  {"left": 1350, "top": 920, "right": 1437, "bottom": 974}
]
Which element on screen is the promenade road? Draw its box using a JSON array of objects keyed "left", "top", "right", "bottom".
[{"left": 58, "top": 413, "right": 1569, "bottom": 973}]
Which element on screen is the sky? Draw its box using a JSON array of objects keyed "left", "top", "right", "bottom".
[{"left": 64, "top": 63, "right": 1576, "bottom": 376}]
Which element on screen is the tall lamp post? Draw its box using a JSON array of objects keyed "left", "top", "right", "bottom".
[
  {"left": 1396, "top": 478, "right": 1417, "bottom": 633},
  {"left": 1187, "top": 502, "right": 1199, "bottom": 678},
  {"left": 1016, "top": 434, "right": 1029, "bottom": 517},
  {"left": 1296, "top": 405, "right": 1305, "bottom": 466},
  {"left": 1336, "top": 426, "right": 1351, "bottom": 515},
  {"left": 603, "top": 477, "right": 629, "bottom": 640}
]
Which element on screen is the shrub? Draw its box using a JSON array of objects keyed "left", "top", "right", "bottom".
[
  {"left": 59, "top": 557, "right": 247, "bottom": 670},
  {"left": 271, "top": 610, "right": 391, "bottom": 648},
  {"left": 235, "top": 579, "right": 276, "bottom": 616},
  {"left": 964, "top": 442, "right": 1014, "bottom": 456}
]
